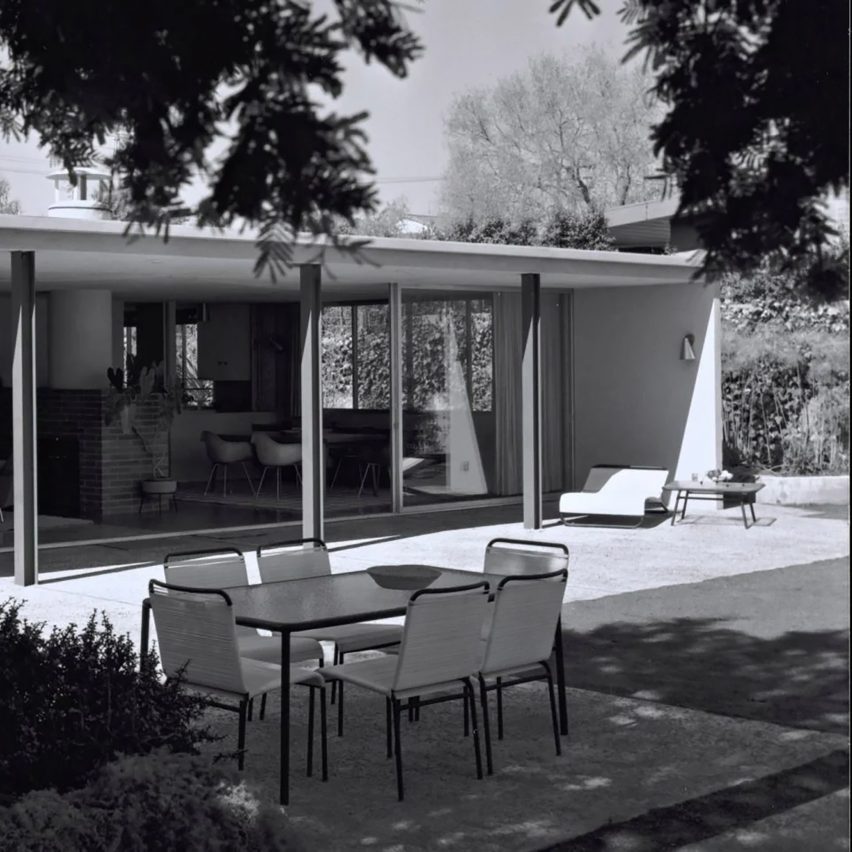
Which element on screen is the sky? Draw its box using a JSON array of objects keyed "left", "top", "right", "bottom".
[{"left": 0, "top": 1, "right": 628, "bottom": 217}]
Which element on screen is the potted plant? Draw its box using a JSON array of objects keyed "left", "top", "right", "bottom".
[{"left": 105, "top": 356, "right": 183, "bottom": 499}]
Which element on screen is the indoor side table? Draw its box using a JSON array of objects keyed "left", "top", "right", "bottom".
[{"left": 663, "top": 480, "right": 765, "bottom": 529}]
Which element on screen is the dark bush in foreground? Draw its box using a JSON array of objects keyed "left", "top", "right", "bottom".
[
  {"left": 0, "top": 599, "right": 210, "bottom": 801},
  {"left": 0, "top": 751, "right": 302, "bottom": 852}
]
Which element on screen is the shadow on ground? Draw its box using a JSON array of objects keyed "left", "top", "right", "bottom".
[{"left": 560, "top": 558, "right": 850, "bottom": 734}]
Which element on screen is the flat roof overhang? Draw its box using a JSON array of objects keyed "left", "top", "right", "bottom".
[{"left": 0, "top": 214, "right": 705, "bottom": 300}]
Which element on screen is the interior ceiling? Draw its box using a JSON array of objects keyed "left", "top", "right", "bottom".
[{"left": 0, "top": 216, "right": 703, "bottom": 300}]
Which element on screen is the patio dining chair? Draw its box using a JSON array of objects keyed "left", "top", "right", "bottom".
[
  {"left": 319, "top": 580, "right": 490, "bottom": 801},
  {"left": 163, "top": 548, "right": 324, "bottom": 668},
  {"left": 476, "top": 568, "right": 568, "bottom": 774},
  {"left": 482, "top": 539, "right": 569, "bottom": 740},
  {"left": 256, "top": 538, "right": 403, "bottom": 712},
  {"left": 148, "top": 579, "right": 327, "bottom": 778}
]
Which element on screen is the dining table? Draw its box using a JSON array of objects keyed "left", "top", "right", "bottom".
[{"left": 140, "top": 565, "right": 569, "bottom": 805}]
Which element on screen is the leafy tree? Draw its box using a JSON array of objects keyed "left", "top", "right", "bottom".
[
  {"left": 337, "top": 196, "right": 434, "bottom": 238},
  {"left": 549, "top": 0, "right": 850, "bottom": 288},
  {"left": 0, "top": 176, "right": 20, "bottom": 214},
  {"left": 0, "top": 1, "right": 422, "bottom": 276},
  {"left": 439, "top": 217, "right": 538, "bottom": 246},
  {"left": 437, "top": 208, "right": 613, "bottom": 250},
  {"left": 440, "top": 46, "right": 663, "bottom": 222},
  {"left": 539, "top": 209, "right": 615, "bottom": 250}
]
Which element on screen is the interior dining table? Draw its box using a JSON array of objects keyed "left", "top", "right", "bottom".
[{"left": 140, "top": 566, "right": 569, "bottom": 805}]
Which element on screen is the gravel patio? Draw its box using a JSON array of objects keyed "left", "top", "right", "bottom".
[{"left": 1, "top": 501, "right": 848, "bottom": 850}]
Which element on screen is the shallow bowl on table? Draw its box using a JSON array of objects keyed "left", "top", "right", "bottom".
[{"left": 366, "top": 564, "right": 442, "bottom": 590}]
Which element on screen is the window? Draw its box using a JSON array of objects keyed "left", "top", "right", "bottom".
[
  {"left": 176, "top": 323, "right": 213, "bottom": 408},
  {"left": 321, "top": 296, "right": 493, "bottom": 413}
]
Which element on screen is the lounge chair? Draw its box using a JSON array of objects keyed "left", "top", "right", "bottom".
[{"left": 559, "top": 465, "right": 669, "bottom": 527}]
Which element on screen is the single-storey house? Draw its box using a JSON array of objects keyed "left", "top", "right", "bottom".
[{"left": 1, "top": 211, "right": 721, "bottom": 585}]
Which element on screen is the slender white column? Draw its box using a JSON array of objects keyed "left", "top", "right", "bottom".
[
  {"left": 300, "top": 265, "right": 324, "bottom": 541},
  {"left": 11, "top": 251, "right": 38, "bottom": 586},
  {"left": 522, "top": 273, "right": 542, "bottom": 529},
  {"left": 388, "top": 283, "right": 403, "bottom": 512}
]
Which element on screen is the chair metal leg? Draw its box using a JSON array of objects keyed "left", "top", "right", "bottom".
[
  {"left": 307, "top": 687, "right": 315, "bottom": 777},
  {"left": 237, "top": 698, "right": 248, "bottom": 770},
  {"left": 247, "top": 698, "right": 254, "bottom": 722},
  {"left": 222, "top": 464, "right": 228, "bottom": 496},
  {"left": 204, "top": 463, "right": 219, "bottom": 496},
  {"left": 357, "top": 464, "right": 371, "bottom": 497},
  {"left": 464, "top": 679, "right": 484, "bottom": 780},
  {"left": 330, "top": 457, "right": 342, "bottom": 489},
  {"left": 478, "top": 675, "right": 494, "bottom": 775},
  {"left": 337, "top": 679, "right": 345, "bottom": 737},
  {"left": 294, "top": 463, "right": 302, "bottom": 491},
  {"left": 330, "top": 646, "right": 339, "bottom": 704},
  {"left": 260, "top": 693, "right": 267, "bottom": 721},
  {"left": 463, "top": 688, "right": 470, "bottom": 737},
  {"left": 542, "top": 662, "right": 561, "bottom": 756},
  {"left": 241, "top": 461, "right": 253, "bottom": 493},
  {"left": 386, "top": 697, "right": 393, "bottom": 758},
  {"left": 496, "top": 677, "right": 504, "bottom": 740},
  {"left": 255, "top": 466, "right": 268, "bottom": 497},
  {"left": 320, "top": 687, "right": 328, "bottom": 782},
  {"left": 393, "top": 697, "right": 404, "bottom": 801}
]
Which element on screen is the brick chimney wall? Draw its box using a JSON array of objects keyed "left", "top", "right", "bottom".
[{"left": 0, "top": 388, "right": 168, "bottom": 519}]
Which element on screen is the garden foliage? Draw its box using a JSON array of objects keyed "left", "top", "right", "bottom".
[
  {"left": 720, "top": 253, "right": 849, "bottom": 474},
  {"left": 0, "top": 600, "right": 210, "bottom": 801},
  {"left": 0, "top": 751, "right": 302, "bottom": 852}
]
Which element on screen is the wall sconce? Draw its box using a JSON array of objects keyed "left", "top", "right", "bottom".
[{"left": 680, "top": 334, "right": 696, "bottom": 361}]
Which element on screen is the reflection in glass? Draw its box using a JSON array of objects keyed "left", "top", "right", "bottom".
[{"left": 402, "top": 295, "right": 495, "bottom": 505}]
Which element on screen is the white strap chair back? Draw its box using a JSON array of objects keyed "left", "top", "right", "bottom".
[
  {"left": 163, "top": 549, "right": 253, "bottom": 636},
  {"left": 149, "top": 580, "right": 246, "bottom": 695},
  {"left": 483, "top": 538, "right": 569, "bottom": 577},
  {"left": 257, "top": 538, "right": 331, "bottom": 583},
  {"left": 480, "top": 569, "right": 567, "bottom": 675},
  {"left": 163, "top": 548, "right": 249, "bottom": 588},
  {"left": 393, "top": 582, "right": 490, "bottom": 694}
]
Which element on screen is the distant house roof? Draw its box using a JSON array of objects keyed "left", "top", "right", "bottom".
[{"left": 605, "top": 198, "right": 681, "bottom": 250}]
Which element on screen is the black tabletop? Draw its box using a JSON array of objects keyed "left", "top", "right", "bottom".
[{"left": 225, "top": 567, "right": 496, "bottom": 632}]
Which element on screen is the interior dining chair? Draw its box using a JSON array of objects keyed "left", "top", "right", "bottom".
[
  {"left": 482, "top": 538, "right": 569, "bottom": 741},
  {"left": 319, "top": 581, "right": 490, "bottom": 801},
  {"left": 163, "top": 548, "right": 324, "bottom": 668},
  {"left": 476, "top": 568, "right": 568, "bottom": 775},
  {"left": 201, "top": 431, "right": 254, "bottom": 497},
  {"left": 251, "top": 431, "right": 302, "bottom": 499},
  {"left": 148, "top": 579, "right": 328, "bottom": 778},
  {"left": 256, "top": 538, "right": 404, "bottom": 716}
]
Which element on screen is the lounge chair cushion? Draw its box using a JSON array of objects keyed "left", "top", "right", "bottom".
[{"left": 559, "top": 466, "right": 668, "bottom": 518}]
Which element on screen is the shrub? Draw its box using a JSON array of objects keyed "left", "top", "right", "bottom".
[
  {"left": 0, "top": 600, "right": 211, "bottom": 801},
  {"left": 721, "top": 325, "right": 849, "bottom": 474},
  {"left": 0, "top": 751, "right": 303, "bottom": 852}
]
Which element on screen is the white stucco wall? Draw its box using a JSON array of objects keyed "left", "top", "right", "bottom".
[
  {"left": 48, "top": 290, "right": 114, "bottom": 389},
  {"left": 571, "top": 280, "right": 721, "bottom": 497},
  {"left": 0, "top": 293, "right": 50, "bottom": 388}
]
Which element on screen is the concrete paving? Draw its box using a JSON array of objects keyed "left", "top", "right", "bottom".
[{"left": 0, "top": 500, "right": 848, "bottom": 849}]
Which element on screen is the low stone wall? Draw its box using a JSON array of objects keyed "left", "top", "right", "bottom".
[{"left": 756, "top": 474, "right": 849, "bottom": 506}]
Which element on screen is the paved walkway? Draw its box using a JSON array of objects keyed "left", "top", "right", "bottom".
[{"left": 0, "top": 501, "right": 848, "bottom": 849}]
